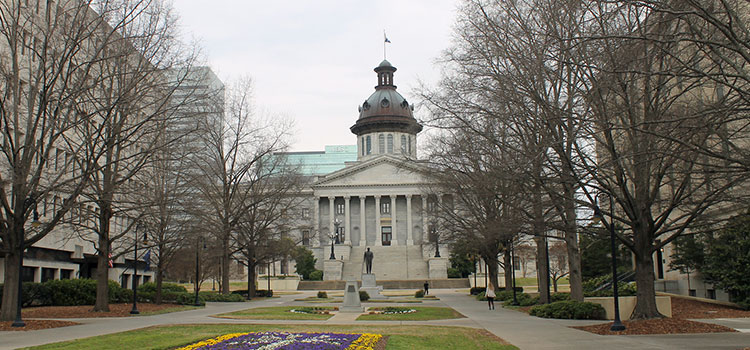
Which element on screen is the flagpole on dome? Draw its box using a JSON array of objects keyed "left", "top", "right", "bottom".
[{"left": 383, "top": 30, "right": 391, "bottom": 60}]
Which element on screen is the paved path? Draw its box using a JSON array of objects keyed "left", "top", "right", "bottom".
[{"left": 2, "top": 289, "right": 750, "bottom": 350}]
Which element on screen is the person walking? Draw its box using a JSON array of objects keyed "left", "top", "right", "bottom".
[
  {"left": 423, "top": 281, "right": 430, "bottom": 295},
  {"left": 486, "top": 283, "right": 496, "bottom": 310}
]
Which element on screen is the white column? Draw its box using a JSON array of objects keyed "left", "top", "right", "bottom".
[
  {"left": 359, "top": 196, "right": 367, "bottom": 246},
  {"left": 344, "top": 196, "right": 351, "bottom": 245},
  {"left": 406, "top": 194, "right": 414, "bottom": 245},
  {"left": 313, "top": 197, "right": 321, "bottom": 247},
  {"left": 421, "top": 196, "right": 427, "bottom": 244},
  {"left": 375, "top": 195, "right": 382, "bottom": 246},
  {"left": 328, "top": 196, "right": 335, "bottom": 244},
  {"left": 391, "top": 195, "right": 398, "bottom": 246}
]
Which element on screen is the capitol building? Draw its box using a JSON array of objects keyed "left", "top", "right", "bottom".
[{"left": 281, "top": 60, "right": 450, "bottom": 282}]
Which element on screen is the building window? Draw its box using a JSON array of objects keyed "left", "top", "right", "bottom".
[
  {"left": 401, "top": 135, "right": 407, "bottom": 153},
  {"left": 336, "top": 226, "right": 345, "bottom": 244},
  {"left": 408, "top": 136, "right": 412, "bottom": 154},
  {"left": 41, "top": 268, "right": 55, "bottom": 282},
  {"left": 378, "top": 134, "right": 385, "bottom": 153},
  {"left": 366, "top": 136, "right": 372, "bottom": 154},
  {"left": 302, "top": 230, "right": 310, "bottom": 246},
  {"left": 689, "top": 289, "right": 696, "bottom": 297},
  {"left": 60, "top": 269, "right": 72, "bottom": 280},
  {"left": 381, "top": 226, "right": 392, "bottom": 246},
  {"left": 336, "top": 203, "right": 345, "bottom": 215},
  {"left": 707, "top": 289, "right": 716, "bottom": 300},
  {"left": 361, "top": 137, "right": 365, "bottom": 156},
  {"left": 387, "top": 134, "right": 394, "bottom": 153},
  {"left": 427, "top": 198, "right": 436, "bottom": 213},
  {"left": 381, "top": 200, "right": 390, "bottom": 214},
  {"left": 302, "top": 208, "right": 310, "bottom": 218}
]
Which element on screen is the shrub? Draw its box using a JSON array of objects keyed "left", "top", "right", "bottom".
[
  {"left": 199, "top": 291, "right": 245, "bottom": 302},
  {"left": 309, "top": 270, "right": 323, "bottom": 281},
  {"left": 177, "top": 293, "right": 205, "bottom": 306},
  {"left": 475, "top": 291, "right": 487, "bottom": 301},
  {"left": 529, "top": 300, "right": 606, "bottom": 320},
  {"left": 584, "top": 282, "right": 636, "bottom": 297},
  {"left": 551, "top": 293, "right": 571, "bottom": 302},
  {"left": 359, "top": 290, "right": 370, "bottom": 301},
  {"left": 415, "top": 290, "right": 425, "bottom": 298},
  {"left": 42, "top": 279, "right": 97, "bottom": 306},
  {"left": 138, "top": 282, "right": 187, "bottom": 294},
  {"left": 447, "top": 268, "right": 462, "bottom": 278},
  {"left": 470, "top": 287, "right": 486, "bottom": 295},
  {"left": 317, "top": 291, "right": 328, "bottom": 299},
  {"left": 256, "top": 289, "right": 274, "bottom": 298}
]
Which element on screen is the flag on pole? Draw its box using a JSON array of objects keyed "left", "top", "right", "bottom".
[
  {"left": 108, "top": 252, "right": 114, "bottom": 268},
  {"left": 143, "top": 250, "right": 151, "bottom": 271},
  {"left": 384, "top": 32, "right": 391, "bottom": 43}
]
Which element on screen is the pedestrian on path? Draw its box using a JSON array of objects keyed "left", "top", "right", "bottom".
[
  {"left": 424, "top": 281, "right": 430, "bottom": 295},
  {"left": 486, "top": 283, "right": 496, "bottom": 310}
]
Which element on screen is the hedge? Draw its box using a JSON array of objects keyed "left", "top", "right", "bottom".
[
  {"left": 529, "top": 300, "right": 606, "bottom": 320},
  {"left": 415, "top": 290, "right": 425, "bottom": 298},
  {"left": 359, "top": 290, "right": 370, "bottom": 301},
  {"left": 309, "top": 270, "right": 323, "bottom": 281},
  {"left": 199, "top": 291, "right": 245, "bottom": 302}
]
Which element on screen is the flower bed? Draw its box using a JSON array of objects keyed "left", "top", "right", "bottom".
[
  {"left": 177, "top": 332, "right": 382, "bottom": 350},
  {"left": 368, "top": 306, "right": 416, "bottom": 315},
  {"left": 289, "top": 306, "right": 338, "bottom": 315}
]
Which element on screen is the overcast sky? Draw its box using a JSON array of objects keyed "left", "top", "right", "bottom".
[{"left": 172, "top": 1, "right": 459, "bottom": 151}]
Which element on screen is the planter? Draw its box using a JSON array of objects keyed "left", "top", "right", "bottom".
[{"left": 585, "top": 296, "right": 672, "bottom": 320}]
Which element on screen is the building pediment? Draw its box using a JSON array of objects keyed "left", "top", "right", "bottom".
[{"left": 314, "top": 155, "right": 429, "bottom": 188}]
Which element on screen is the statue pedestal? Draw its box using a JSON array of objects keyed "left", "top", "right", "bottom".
[
  {"left": 360, "top": 273, "right": 386, "bottom": 299},
  {"left": 323, "top": 260, "right": 343, "bottom": 281},
  {"left": 428, "top": 258, "right": 448, "bottom": 279},
  {"left": 340, "top": 280, "right": 364, "bottom": 312}
]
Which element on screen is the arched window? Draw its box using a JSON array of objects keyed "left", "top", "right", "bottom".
[
  {"left": 401, "top": 135, "right": 407, "bottom": 153},
  {"left": 361, "top": 137, "right": 365, "bottom": 156},
  {"left": 387, "top": 134, "right": 394, "bottom": 153},
  {"left": 378, "top": 134, "right": 385, "bottom": 154},
  {"left": 408, "top": 136, "right": 412, "bottom": 154},
  {"left": 366, "top": 136, "right": 372, "bottom": 154}
]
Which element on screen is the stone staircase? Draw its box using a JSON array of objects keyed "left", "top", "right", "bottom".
[
  {"left": 341, "top": 245, "right": 429, "bottom": 280},
  {"left": 297, "top": 278, "right": 470, "bottom": 290}
]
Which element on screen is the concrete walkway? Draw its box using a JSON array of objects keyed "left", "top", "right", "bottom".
[{"left": 2, "top": 289, "right": 750, "bottom": 350}]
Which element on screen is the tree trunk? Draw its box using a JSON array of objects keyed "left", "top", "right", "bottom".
[
  {"left": 632, "top": 247, "right": 663, "bottom": 319},
  {"left": 503, "top": 249, "right": 513, "bottom": 291},
  {"left": 534, "top": 235, "right": 550, "bottom": 304},
  {"left": 247, "top": 262, "right": 257, "bottom": 299},
  {"left": 0, "top": 250, "right": 21, "bottom": 321},
  {"left": 562, "top": 183, "right": 584, "bottom": 302},
  {"left": 484, "top": 253, "right": 500, "bottom": 291},
  {"left": 155, "top": 258, "right": 164, "bottom": 305},
  {"left": 221, "top": 235, "right": 230, "bottom": 295},
  {"left": 93, "top": 238, "right": 110, "bottom": 312}
]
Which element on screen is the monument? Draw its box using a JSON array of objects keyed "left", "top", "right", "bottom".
[
  {"left": 360, "top": 247, "right": 386, "bottom": 299},
  {"left": 340, "top": 280, "right": 364, "bottom": 312}
]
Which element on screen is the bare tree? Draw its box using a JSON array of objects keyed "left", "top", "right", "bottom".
[
  {"left": 192, "top": 78, "right": 292, "bottom": 295},
  {"left": 548, "top": 241, "right": 569, "bottom": 292}
]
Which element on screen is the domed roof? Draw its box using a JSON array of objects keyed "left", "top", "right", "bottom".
[{"left": 351, "top": 61, "right": 422, "bottom": 135}]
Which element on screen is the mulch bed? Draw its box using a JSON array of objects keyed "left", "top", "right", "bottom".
[
  {"left": 374, "top": 335, "right": 389, "bottom": 350},
  {"left": 0, "top": 320, "right": 80, "bottom": 332},
  {"left": 573, "top": 318, "right": 737, "bottom": 335},
  {"left": 671, "top": 297, "right": 750, "bottom": 319},
  {"left": 22, "top": 303, "right": 185, "bottom": 319}
]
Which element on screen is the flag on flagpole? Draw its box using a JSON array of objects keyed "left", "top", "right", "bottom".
[
  {"left": 143, "top": 250, "right": 151, "bottom": 271},
  {"left": 108, "top": 252, "right": 114, "bottom": 268},
  {"left": 384, "top": 33, "right": 391, "bottom": 43}
]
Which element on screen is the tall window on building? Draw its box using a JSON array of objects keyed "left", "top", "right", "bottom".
[
  {"left": 408, "top": 136, "right": 412, "bottom": 154},
  {"left": 366, "top": 136, "right": 372, "bottom": 154},
  {"left": 387, "top": 134, "right": 394, "bottom": 153},
  {"left": 302, "top": 208, "right": 310, "bottom": 218},
  {"left": 401, "top": 135, "right": 407, "bottom": 153},
  {"left": 336, "top": 203, "right": 345, "bottom": 215},
  {"left": 336, "top": 226, "right": 345, "bottom": 244},
  {"left": 381, "top": 200, "right": 391, "bottom": 214},
  {"left": 361, "top": 137, "right": 365, "bottom": 156},
  {"left": 302, "top": 230, "right": 310, "bottom": 246},
  {"left": 378, "top": 134, "right": 385, "bottom": 153},
  {"left": 381, "top": 226, "right": 392, "bottom": 246}
]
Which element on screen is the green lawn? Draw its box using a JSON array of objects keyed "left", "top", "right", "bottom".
[
  {"left": 215, "top": 306, "right": 335, "bottom": 320},
  {"left": 356, "top": 306, "right": 465, "bottom": 321},
  {"left": 23, "top": 324, "right": 517, "bottom": 350},
  {"left": 138, "top": 305, "right": 201, "bottom": 316}
]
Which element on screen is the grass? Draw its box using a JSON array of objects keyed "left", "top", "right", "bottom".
[
  {"left": 23, "top": 324, "right": 517, "bottom": 350},
  {"left": 214, "top": 306, "right": 335, "bottom": 320},
  {"left": 293, "top": 296, "right": 342, "bottom": 302},
  {"left": 357, "top": 306, "right": 465, "bottom": 321}
]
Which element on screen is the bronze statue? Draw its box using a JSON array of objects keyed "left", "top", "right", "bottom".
[{"left": 363, "top": 247, "right": 374, "bottom": 274}]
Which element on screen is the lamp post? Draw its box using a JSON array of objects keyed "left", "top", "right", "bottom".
[
  {"left": 12, "top": 196, "right": 41, "bottom": 328},
  {"left": 431, "top": 226, "right": 441, "bottom": 258},
  {"left": 130, "top": 223, "right": 145, "bottom": 315},
  {"left": 593, "top": 195, "right": 626, "bottom": 331},
  {"left": 510, "top": 240, "right": 518, "bottom": 305},
  {"left": 328, "top": 219, "right": 341, "bottom": 260}
]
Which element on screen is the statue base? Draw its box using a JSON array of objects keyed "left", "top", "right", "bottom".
[
  {"left": 360, "top": 273, "right": 386, "bottom": 300},
  {"left": 340, "top": 280, "right": 364, "bottom": 312}
]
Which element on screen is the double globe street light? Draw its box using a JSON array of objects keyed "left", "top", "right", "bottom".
[
  {"left": 592, "top": 194, "right": 626, "bottom": 332},
  {"left": 328, "top": 218, "right": 341, "bottom": 260}
]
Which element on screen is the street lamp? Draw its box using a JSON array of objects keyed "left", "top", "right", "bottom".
[
  {"left": 194, "top": 236, "right": 206, "bottom": 306},
  {"left": 130, "top": 223, "right": 146, "bottom": 315},
  {"left": 592, "top": 195, "right": 626, "bottom": 332},
  {"left": 328, "top": 219, "right": 341, "bottom": 260},
  {"left": 510, "top": 240, "right": 518, "bottom": 305},
  {"left": 12, "top": 195, "right": 41, "bottom": 328},
  {"left": 431, "top": 226, "right": 441, "bottom": 258}
]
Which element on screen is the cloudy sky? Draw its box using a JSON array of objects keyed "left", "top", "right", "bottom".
[{"left": 172, "top": 1, "right": 459, "bottom": 151}]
